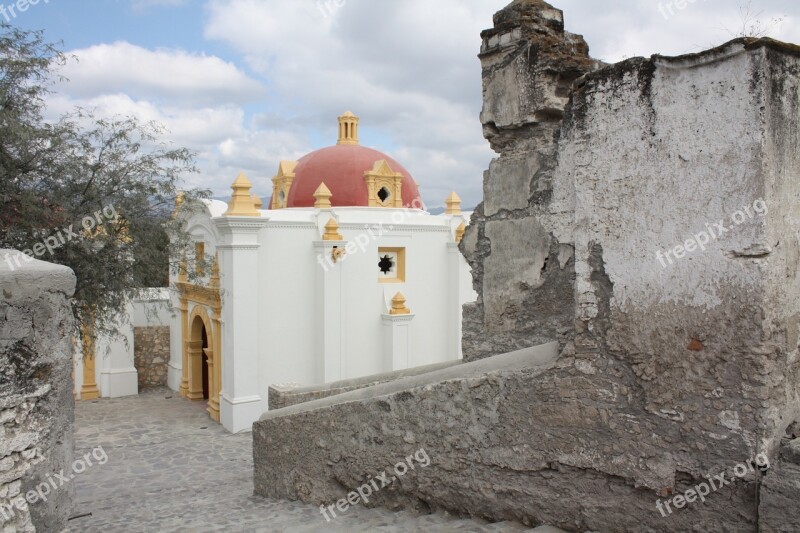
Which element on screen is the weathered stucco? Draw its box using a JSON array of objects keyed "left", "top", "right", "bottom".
[
  {"left": 0, "top": 250, "right": 76, "bottom": 533},
  {"left": 253, "top": 2, "right": 800, "bottom": 531},
  {"left": 461, "top": 0, "right": 601, "bottom": 361}
]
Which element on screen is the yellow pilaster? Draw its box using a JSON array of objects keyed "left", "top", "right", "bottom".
[
  {"left": 204, "top": 346, "right": 215, "bottom": 415},
  {"left": 179, "top": 298, "right": 189, "bottom": 397},
  {"left": 186, "top": 340, "right": 204, "bottom": 400},
  {"left": 80, "top": 321, "right": 100, "bottom": 400},
  {"left": 209, "top": 312, "right": 222, "bottom": 422},
  {"left": 178, "top": 258, "right": 190, "bottom": 397}
]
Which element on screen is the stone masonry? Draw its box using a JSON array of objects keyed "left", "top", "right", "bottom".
[
  {"left": 461, "top": 0, "right": 603, "bottom": 361},
  {"left": 253, "top": 2, "right": 800, "bottom": 531},
  {"left": 133, "top": 326, "right": 169, "bottom": 389},
  {"left": 0, "top": 250, "right": 76, "bottom": 533}
]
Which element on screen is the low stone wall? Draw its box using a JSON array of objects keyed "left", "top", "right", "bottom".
[
  {"left": 133, "top": 326, "right": 170, "bottom": 389},
  {"left": 268, "top": 360, "right": 462, "bottom": 410},
  {"left": 253, "top": 345, "right": 562, "bottom": 516},
  {"left": 0, "top": 250, "right": 76, "bottom": 532}
]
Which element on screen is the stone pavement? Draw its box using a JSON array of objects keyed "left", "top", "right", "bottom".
[{"left": 66, "top": 388, "right": 544, "bottom": 532}]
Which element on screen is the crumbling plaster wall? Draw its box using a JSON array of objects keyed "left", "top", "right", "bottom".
[
  {"left": 461, "top": 0, "right": 602, "bottom": 361},
  {"left": 253, "top": 2, "right": 800, "bottom": 531},
  {"left": 0, "top": 250, "right": 76, "bottom": 533}
]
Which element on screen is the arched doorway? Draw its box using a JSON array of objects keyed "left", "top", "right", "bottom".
[
  {"left": 176, "top": 258, "right": 222, "bottom": 422},
  {"left": 187, "top": 310, "right": 217, "bottom": 417}
]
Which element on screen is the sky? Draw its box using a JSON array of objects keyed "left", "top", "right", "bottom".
[{"left": 8, "top": 0, "right": 800, "bottom": 208}]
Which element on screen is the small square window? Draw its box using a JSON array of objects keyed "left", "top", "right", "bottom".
[{"left": 378, "top": 247, "right": 405, "bottom": 283}]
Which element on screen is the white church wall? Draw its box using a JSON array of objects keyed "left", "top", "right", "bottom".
[{"left": 256, "top": 218, "right": 320, "bottom": 410}]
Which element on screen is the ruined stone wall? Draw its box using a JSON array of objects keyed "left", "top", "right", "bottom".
[
  {"left": 560, "top": 35, "right": 800, "bottom": 468},
  {"left": 461, "top": 0, "right": 601, "bottom": 361},
  {"left": 759, "top": 423, "right": 800, "bottom": 532},
  {"left": 133, "top": 326, "right": 169, "bottom": 389},
  {"left": 0, "top": 250, "right": 76, "bottom": 533},
  {"left": 253, "top": 2, "right": 800, "bottom": 531}
]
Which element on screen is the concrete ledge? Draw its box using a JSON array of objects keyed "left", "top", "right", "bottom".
[
  {"left": 260, "top": 342, "right": 559, "bottom": 421},
  {"left": 268, "top": 360, "right": 463, "bottom": 410},
  {"left": 0, "top": 249, "right": 76, "bottom": 299}
]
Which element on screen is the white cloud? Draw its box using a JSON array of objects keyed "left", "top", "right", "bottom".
[
  {"left": 43, "top": 0, "right": 800, "bottom": 208},
  {"left": 202, "top": 0, "right": 500, "bottom": 207},
  {"left": 57, "top": 42, "right": 264, "bottom": 106}
]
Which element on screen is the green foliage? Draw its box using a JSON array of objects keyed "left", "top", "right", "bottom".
[{"left": 0, "top": 24, "right": 209, "bottom": 332}]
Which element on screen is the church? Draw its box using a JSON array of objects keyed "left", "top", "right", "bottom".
[
  {"left": 163, "top": 112, "right": 476, "bottom": 432},
  {"left": 73, "top": 112, "right": 476, "bottom": 432}
]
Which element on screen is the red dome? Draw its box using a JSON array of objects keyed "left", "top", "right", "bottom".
[{"left": 284, "top": 144, "right": 423, "bottom": 208}]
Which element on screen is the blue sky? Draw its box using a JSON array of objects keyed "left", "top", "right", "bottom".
[{"left": 10, "top": 0, "right": 800, "bottom": 208}]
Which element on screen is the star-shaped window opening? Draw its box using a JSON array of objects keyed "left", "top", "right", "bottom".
[{"left": 378, "top": 254, "right": 394, "bottom": 275}]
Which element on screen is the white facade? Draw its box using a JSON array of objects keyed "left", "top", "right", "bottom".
[
  {"left": 77, "top": 112, "right": 477, "bottom": 433},
  {"left": 169, "top": 200, "right": 476, "bottom": 432}
]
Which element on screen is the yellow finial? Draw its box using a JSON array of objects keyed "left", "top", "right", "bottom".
[
  {"left": 445, "top": 191, "right": 462, "bottom": 215},
  {"left": 224, "top": 173, "right": 260, "bottom": 217},
  {"left": 314, "top": 182, "right": 333, "bottom": 209},
  {"left": 171, "top": 191, "right": 186, "bottom": 219},
  {"left": 322, "top": 217, "right": 343, "bottom": 241},
  {"left": 252, "top": 194, "right": 263, "bottom": 210},
  {"left": 455, "top": 221, "right": 466, "bottom": 244},
  {"left": 337, "top": 111, "right": 360, "bottom": 145},
  {"left": 390, "top": 292, "right": 411, "bottom": 315}
]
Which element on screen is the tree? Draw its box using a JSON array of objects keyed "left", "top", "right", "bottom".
[{"left": 0, "top": 24, "right": 208, "bottom": 334}]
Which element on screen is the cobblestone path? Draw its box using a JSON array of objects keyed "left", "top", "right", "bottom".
[{"left": 67, "top": 388, "right": 544, "bottom": 532}]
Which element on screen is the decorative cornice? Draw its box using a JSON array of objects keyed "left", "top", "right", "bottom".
[
  {"left": 382, "top": 313, "right": 415, "bottom": 323},
  {"left": 214, "top": 244, "right": 260, "bottom": 251},
  {"left": 175, "top": 281, "right": 221, "bottom": 309},
  {"left": 313, "top": 240, "right": 350, "bottom": 250},
  {"left": 338, "top": 223, "right": 449, "bottom": 233},
  {"left": 263, "top": 222, "right": 318, "bottom": 230}
]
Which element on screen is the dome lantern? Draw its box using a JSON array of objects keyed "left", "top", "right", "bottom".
[{"left": 337, "top": 111, "right": 359, "bottom": 145}]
